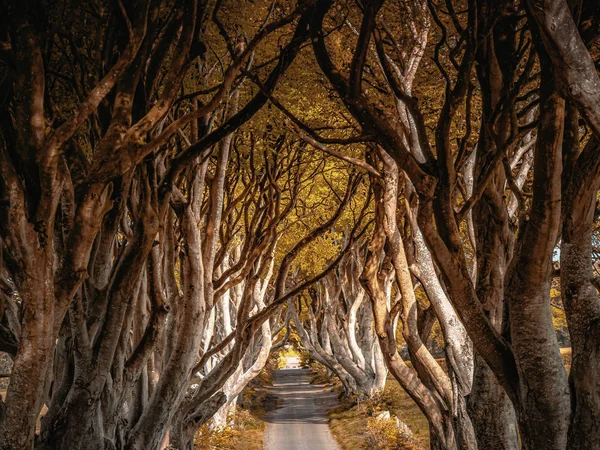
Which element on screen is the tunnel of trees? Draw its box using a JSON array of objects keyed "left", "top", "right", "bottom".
[{"left": 0, "top": 0, "right": 599, "bottom": 449}]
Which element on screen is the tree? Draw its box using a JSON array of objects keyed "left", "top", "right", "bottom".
[
  {"left": 0, "top": 1, "right": 331, "bottom": 448},
  {"left": 2, "top": 0, "right": 600, "bottom": 449},
  {"left": 290, "top": 243, "right": 388, "bottom": 399},
  {"left": 294, "top": 0, "right": 600, "bottom": 448}
]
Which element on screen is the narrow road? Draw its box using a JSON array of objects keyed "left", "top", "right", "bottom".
[{"left": 264, "top": 363, "right": 341, "bottom": 450}]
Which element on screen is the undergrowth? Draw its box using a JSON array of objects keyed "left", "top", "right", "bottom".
[
  {"left": 193, "top": 365, "right": 278, "bottom": 450},
  {"left": 327, "top": 379, "right": 429, "bottom": 450}
]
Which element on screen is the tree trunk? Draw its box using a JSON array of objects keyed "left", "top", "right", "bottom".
[
  {"left": 561, "top": 134, "right": 600, "bottom": 450},
  {"left": 0, "top": 250, "right": 55, "bottom": 450},
  {"left": 468, "top": 355, "right": 518, "bottom": 450},
  {"left": 126, "top": 206, "right": 204, "bottom": 450},
  {"left": 505, "top": 80, "right": 570, "bottom": 449}
]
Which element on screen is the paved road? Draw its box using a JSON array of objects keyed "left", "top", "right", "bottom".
[{"left": 264, "top": 368, "right": 341, "bottom": 450}]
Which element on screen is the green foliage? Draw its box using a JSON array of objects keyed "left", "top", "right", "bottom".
[
  {"left": 279, "top": 346, "right": 300, "bottom": 357},
  {"left": 276, "top": 354, "right": 287, "bottom": 369},
  {"left": 552, "top": 306, "right": 568, "bottom": 329}
]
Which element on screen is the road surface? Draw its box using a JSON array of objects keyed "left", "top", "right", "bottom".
[{"left": 264, "top": 364, "right": 341, "bottom": 450}]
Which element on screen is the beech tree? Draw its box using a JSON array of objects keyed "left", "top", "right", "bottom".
[
  {"left": 2, "top": 0, "right": 600, "bottom": 449},
  {"left": 282, "top": 0, "right": 600, "bottom": 448},
  {"left": 290, "top": 243, "right": 388, "bottom": 398},
  {"left": 0, "top": 0, "right": 349, "bottom": 448}
]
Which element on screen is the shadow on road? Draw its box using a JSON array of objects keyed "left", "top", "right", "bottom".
[{"left": 263, "top": 368, "right": 341, "bottom": 449}]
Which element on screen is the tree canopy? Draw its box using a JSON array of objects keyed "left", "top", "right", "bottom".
[{"left": 1, "top": 0, "right": 600, "bottom": 449}]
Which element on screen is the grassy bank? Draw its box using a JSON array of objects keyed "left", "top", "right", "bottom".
[
  {"left": 194, "top": 369, "right": 278, "bottom": 450},
  {"left": 327, "top": 347, "right": 573, "bottom": 450},
  {"left": 327, "top": 378, "right": 429, "bottom": 450}
]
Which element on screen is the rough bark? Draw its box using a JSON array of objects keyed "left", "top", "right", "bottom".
[
  {"left": 561, "top": 134, "right": 600, "bottom": 450},
  {"left": 526, "top": 0, "right": 600, "bottom": 136},
  {"left": 505, "top": 76, "right": 570, "bottom": 449}
]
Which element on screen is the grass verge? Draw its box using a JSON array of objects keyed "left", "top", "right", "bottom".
[
  {"left": 327, "top": 348, "right": 573, "bottom": 450},
  {"left": 327, "top": 378, "right": 429, "bottom": 450},
  {"left": 194, "top": 369, "right": 279, "bottom": 450}
]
